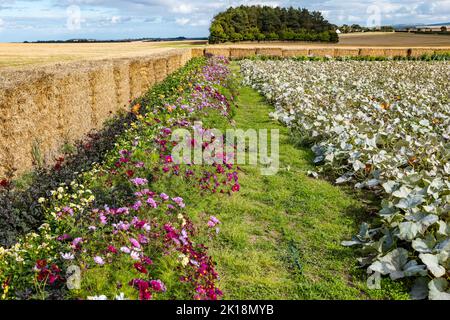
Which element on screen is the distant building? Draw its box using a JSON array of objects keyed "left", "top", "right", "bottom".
[{"left": 336, "top": 29, "right": 341, "bottom": 34}]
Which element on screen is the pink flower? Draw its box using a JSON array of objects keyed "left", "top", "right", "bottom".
[
  {"left": 160, "top": 193, "right": 169, "bottom": 201},
  {"left": 130, "top": 238, "right": 141, "bottom": 249},
  {"left": 146, "top": 198, "right": 157, "bottom": 208},
  {"left": 120, "top": 246, "right": 131, "bottom": 254},
  {"left": 94, "top": 256, "right": 105, "bottom": 265},
  {"left": 135, "top": 162, "right": 145, "bottom": 168},
  {"left": 131, "top": 178, "right": 148, "bottom": 186},
  {"left": 99, "top": 214, "right": 107, "bottom": 225}
]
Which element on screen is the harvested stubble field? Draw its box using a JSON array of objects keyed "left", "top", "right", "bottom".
[
  {"left": 1, "top": 33, "right": 449, "bottom": 70},
  {"left": 0, "top": 40, "right": 206, "bottom": 69}
]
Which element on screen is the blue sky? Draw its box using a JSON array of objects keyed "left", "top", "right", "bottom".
[{"left": 0, "top": 0, "right": 449, "bottom": 42}]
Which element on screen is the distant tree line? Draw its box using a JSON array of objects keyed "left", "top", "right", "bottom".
[
  {"left": 338, "top": 24, "right": 394, "bottom": 33},
  {"left": 26, "top": 37, "right": 208, "bottom": 44},
  {"left": 209, "top": 6, "right": 338, "bottom": 44}
]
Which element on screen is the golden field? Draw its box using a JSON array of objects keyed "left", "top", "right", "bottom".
[
  {"left": 0, "top": 40, "right": 206, "bottom": 69},
  {"left": 1, "top": 33, "right": 449, "bottom": 69}
]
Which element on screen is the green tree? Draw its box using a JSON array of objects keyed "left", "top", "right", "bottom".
[{"left": 209, "top": 5, "right": 337, "bottom": 44}]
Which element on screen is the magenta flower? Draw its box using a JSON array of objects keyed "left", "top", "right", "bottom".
[
  {"left": 130, "top": 238, "right": 141, "bottom": 249},
  {"left": 108, "top": 245, "right": 118, "bottom": 254},
  {"left": 150, "top": 280, "right": 167, "bottom": 292}
]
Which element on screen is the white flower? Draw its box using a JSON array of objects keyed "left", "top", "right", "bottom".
[
  {"left": 130, "top": 251, "right": 140, "bottom": 260},
  {"left": 120, "top": 246, "right": 131, "bottom": 254},
  {"left": 87, "top": 295, "right": 108, "bottom": 300},
  {"left": 60, "top": 252, "right": 75, "bottom": 260},
  {"left": 38, "top": 197, "right": 46, "bottom": 204},
  {"left": 115, "top": 293, "right": 127, "bottom": 300},
  {"left": 179, "top": 254, "right": 189, "bottom": 267}
]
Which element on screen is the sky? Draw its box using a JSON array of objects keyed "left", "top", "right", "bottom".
[{"left": 0, "top": 0, "right": 449, "bottom": 42}]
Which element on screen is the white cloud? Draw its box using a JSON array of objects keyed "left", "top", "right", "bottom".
[
  {"left": 171, "top": 3, "right": 194, "bottom": 14},
  {"left": 110, "top": 15, "right": 121, "bottom": 24},
  {"left": 1, "top": 1, "right": 450, "bottom": 41},
  {"left": 175, "top": 17, "right": 190, "bottom": 26}
]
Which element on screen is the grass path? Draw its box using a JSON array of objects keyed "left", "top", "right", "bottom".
[
  {"left": 153, "top": 64, "right": 409, "bottom": 300},
  {"left": 207, "top": 81, "right": 369, "bottom": 300}
]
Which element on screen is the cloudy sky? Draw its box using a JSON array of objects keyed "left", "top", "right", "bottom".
[{"left": 0, "top": 0, "right": 449, "bottom": 42}]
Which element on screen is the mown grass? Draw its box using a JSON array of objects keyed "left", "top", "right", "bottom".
[{"left": 147, "top": 63, "right": 410, "bottom": 300}]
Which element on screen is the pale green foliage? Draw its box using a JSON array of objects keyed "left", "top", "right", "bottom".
[{"left": 240, "top": 59, "right": 450, "bottom": 300}]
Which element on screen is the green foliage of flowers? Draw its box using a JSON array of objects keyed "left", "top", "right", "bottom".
[
  {"left": 0, "top": 56, "right": 239, "bottom": 300},
  {"left": 240, "top": 58, "right": 450, "bottom": 300}
]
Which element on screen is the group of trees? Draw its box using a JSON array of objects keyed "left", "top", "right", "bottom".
[
  {"left": 209, "top": 6, "right": 338, "bottom": 44},
  {"left": 338, "top": 24, "right": 394, "bottom": 33}
]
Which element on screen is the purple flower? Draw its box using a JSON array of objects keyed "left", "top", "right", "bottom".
[
  {"left": 132, "top": 201, "right": 142, "bottom": 211},
  {"left": 72, "top": 237, "right": 83, "bottom": 249},
  {"left": 172, "top": 197, "right": 185, "bottom": 208},
  {"left": 131, "top": 178, "right": 148, "bottom": 186},
  {"left": 138, "top": 234, "right": 149, "bottom": 244},
  {"left": 208, "top": 216, "right": 220, "bottom": 228}
]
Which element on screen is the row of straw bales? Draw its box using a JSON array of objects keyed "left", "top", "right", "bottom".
[
  {"left": 0, "top": 49, "right": 192, "bottom": 178},
  {"left": 200, "top": 47, "right": 450, "bottom": 59}
]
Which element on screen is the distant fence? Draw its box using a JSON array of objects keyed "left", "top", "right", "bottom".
[{"left": 0, "top": 49, "right": 192, "bottom": 179}]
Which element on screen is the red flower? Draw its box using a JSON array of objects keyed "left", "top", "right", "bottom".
[
  {"left": 129, "top": 279, "right": 152, "bottom": 300},
  {"left": 232, "top": 183, "right": 240, "bottom": 192},
  {"left": 51, "top": 264, "right": 61, "bottom": 273},
  {"left": 0, "top": 179, "right": 10, "bottom": 188},
  {"left": 35, "top": 259, "right": 47, "bottom": 270},
  {"left": 134, "top": 262, "right": 148, "bottom": 274},
  {"left": 107, "top": 245, "right": 118, "bottom": 254},
  {"left": 126, "top": 170, "right": 135, "bottom": 178}
]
